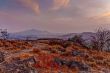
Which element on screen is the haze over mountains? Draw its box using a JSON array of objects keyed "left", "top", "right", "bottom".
[
  {"left": 8, "top": 29, "right": 94, "bottom": 40},
  {"left": 9, "top": 29, "right": 58, "bottom": 39}
]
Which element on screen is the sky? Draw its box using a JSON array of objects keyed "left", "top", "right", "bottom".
[{"left": 0, "top": 0, "right": 110, "bottom": 33}]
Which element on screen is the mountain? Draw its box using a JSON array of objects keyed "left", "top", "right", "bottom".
[
  {"left": 58, "top": 33, "right": 77, "bottom": 39},
  {"left": 59, "top": 32, "right": 95, "bottom": 40},
  {"left": 8, "top": 29, "right": 95, "bottom": 40},
  {"left": 9, "top": 29, "right": 60, "bottom": 40}
]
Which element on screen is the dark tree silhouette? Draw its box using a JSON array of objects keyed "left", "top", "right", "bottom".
[
  {"left": 91, "top": 28, "right": 110, "bottom": 51},
  {"left": 0, "top": 29, "right": 9, "bottom": 40}
]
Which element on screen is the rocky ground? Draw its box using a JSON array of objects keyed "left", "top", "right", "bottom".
[{"left": 0, "top": 39, "right": 109, "bottom": 73}]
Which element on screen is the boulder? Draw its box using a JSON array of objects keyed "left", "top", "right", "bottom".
[{"left": 0, "top": 52, "right": 5, "bottom": 63}]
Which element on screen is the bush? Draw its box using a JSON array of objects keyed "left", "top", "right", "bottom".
[{"left": 68, "top": 35, "right": 87, "bottom": 48}]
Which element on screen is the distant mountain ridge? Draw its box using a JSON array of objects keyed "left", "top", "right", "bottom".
[
  {"left": 8, "top": 29, "right": 95, "bottom": 40},
  {"left": 9, "top": 29, "right": 60, "bottom": 40},
  {"left": 59, "top": 32, "right": 95, "bottom": 40}
]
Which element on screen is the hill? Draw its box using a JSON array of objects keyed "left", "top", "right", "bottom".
[{"left": 0, "top": 39, "right": 109, "bottom": 73}]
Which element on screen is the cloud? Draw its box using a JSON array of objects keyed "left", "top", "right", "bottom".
[
  {"left": 100, "top": 12, "right": 110, "bottom": 18},
  {"left": 90, "top": 12, "right": 110, "bottom": 25},
  {"left": 1, "top": 0, "right": 110, "bottom": 33},
  {"left": 19, "top": 0, "right": 40, "bottom": 15},
  {"left": 52, "top": 0, "right": 70, "bottom": 10}
]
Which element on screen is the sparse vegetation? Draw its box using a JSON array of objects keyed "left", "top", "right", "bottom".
[{"left": 0, "top": 30, "right": 109, "bottom": 73}]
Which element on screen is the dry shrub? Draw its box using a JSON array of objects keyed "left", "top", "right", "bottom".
[
  {"left": 19, "top": 53, "right": 31, "bottom": 59},
  {"left": 32, "top": 48, "right": 41, "bottom": 54}
]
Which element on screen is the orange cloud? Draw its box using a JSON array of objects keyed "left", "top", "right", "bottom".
[
  {"left": 100, "top": 12, "right": 110, "bottom": 17},
  {"left": 93, "top": 12, "right": 110, "bottom": 19},
  {"left": 19, "top": 0, "right": 40, "bottom": 15},
  {"left": 52, "top": 0, "right": 70, "bottom": 10},
  {"left": 89, "top": 12, "right": 110, "bottom": 24}
]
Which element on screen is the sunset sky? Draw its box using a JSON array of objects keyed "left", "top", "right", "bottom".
[{"left": 0, "top": 0, "right": 110, "bottom": 33}]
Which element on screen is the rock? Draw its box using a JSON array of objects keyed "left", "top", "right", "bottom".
[
  {"left": 71, "top": 50, "right": 87, "bottom": 57},
  {"left": 54, "top": 58, "right": 67, "bottom": 66},
  {"left": 67, "top": 61, "right": 81, "bottom": 68},
  {"left": 67, "top": 61, "right": 90, "bottom": 71},
  {"left": 1, "top": 56, "right": 36, "bottom": 73},
  {"left": 0, "top": 52, "right": 5, "bottom": 63},
  {"left": 79, "top": 63, "right": 90, "bottom": 71}
]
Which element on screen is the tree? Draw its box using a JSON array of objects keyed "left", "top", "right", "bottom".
[
  {"left": 0, "top": 29, "right": 9, "bottom": 48},
  {"left": 91, "top": 28, "right": 110, "bottom": 51},
  {"left": 0, "top": 29, "right": 9, "bottom": 40}
]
